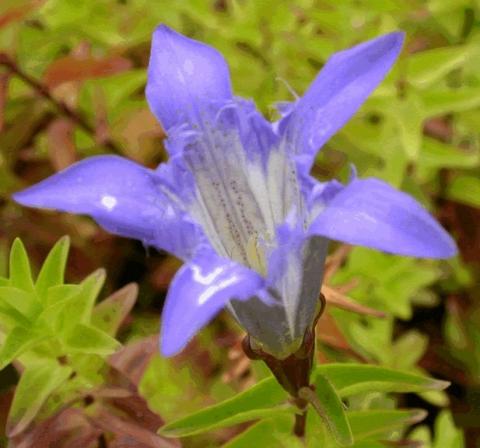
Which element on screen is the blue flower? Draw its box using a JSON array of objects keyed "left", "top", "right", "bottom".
[{"left": 13, "top": 26, "right": 456, "bottom": 359}]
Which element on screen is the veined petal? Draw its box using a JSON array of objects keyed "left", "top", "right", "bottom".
[
  {"left": 280, "top": 32, "right": 404, "bottom": 170},
  {"left": 160, "top": 249, "right": 264, "bottom": 356},
  {"left": 146, "top": 25, "right": 233, "bottom": 134},
  {"left": 309, "top": 177, "right": 457, "bottom": 258},
  {"left": 12, "top": 156, "right": 202, "bottom": 259},
  {"left": 229, "top": 222, "right": 328, "bottom": 359}
]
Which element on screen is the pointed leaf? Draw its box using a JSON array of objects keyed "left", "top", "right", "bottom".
[
  {"left": 223, "top": 416, "right": 301, "bottom": 448},
  {"left": 63, "top": 269, "right": 106, "bottom": 327},
  {"left": 0, "top": 326, "right": 43, "bottom": 369},
  {"left": 316, "top": 363, "right": 449, "bottom": 397},
  {"left": 160, "top": 405, "right": 295, "bottom": 438},
  {"left": 419, "top": 137, "right": 479, "bottom": 170},
  {"left": 64, "top": 323, "right": 120, "bottom": 356},
  {"left": 299, "top": 375, "right": 353, "bottom": 446},
  {"left": 347, "top": 409, "right": 427, "bottom": 440},
  {"left": 6, "top": 359, "right": 72, "bottom": 437},
  {"left": 35, "top": 236, "right": 70, "bottom": 297},
  {"left": 158, "top": 376, "right": 288, "bottom": 437},
  {"left": 92, "top": 283, "right": 137, "bottom": 336},
  {"left": 41, "top": 284, "right": 82, "bottom": 330},
  {"left": 9, "top": 239, "right": 34, "bottom": 292},
  {"left": 432, "top": 411, "right": 464, "bottom": 448},
  {"left": 446, "top": 175, "right": 480, "bottom": 208},
  {"left": 407, "top": 45, "right": 470, "bottom": 88},
  {"left": 0, "top": 287, "right": 40, "bottom": 320}
]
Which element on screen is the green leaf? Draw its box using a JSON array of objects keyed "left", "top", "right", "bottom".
[
  {"left": 158, "top": 363, "right": 447, "bottom": 438},
  {"left": 446, "top": 175, "right": 480, "bottom": 208},
  {"left": 393, "top": 95, "right": 424, "bottom": 160},
  {"left": 432, "top": 411, "right": 464, "bottom": 448},
  {"left": 9, "top": 239, "right": 34, "bottom": 292},
  {"left": 92, "top": 283, "right": 137, "bottom": 335},
  {"left": 407, "top": 45, "right": 471, "bottom": 89},
  {"left": 161, "top": 405, "right": 295, "bottom": 438},
  {"left": 40, "top": 284, "right": 81, "bottom": 330},
  {"left": 316, "top": 363, "right": 449, "bottom": 396},
  {"left": 0, "top": 287, "right": 41, "bottom": 321},
  {"left": 223, "top": 416, "right": 301, "bottom": 448},
  {"left": 158, "top": 376, "right": 288, "bottom": 437},
  {"left": 299, "top": 374, "right": 353, "bottom": 446},
  {"left": 35, "top": 236, "right": 70, "bottom": 297},
  {"left": 423, "top": 88, "right": 480, "bottom": 116},
  {"left": 63, "top": 269, "right": 106, "bottom": 327},
  {"left": 0, "top": 326, "right": 43, "bottom": 369},
  {"left": 64, "top": 323, "right": 121, "bottom": 355},
  {"left": 347, "top": 409, "right": 427, "bottom": 440},
  {"left": 418, "top": 137, "right": 479, "bottom": 170},
  {"left": 6, "top": 359, "right": 72, "bottom": 437}
]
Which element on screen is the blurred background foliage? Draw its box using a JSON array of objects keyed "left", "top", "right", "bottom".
[{"left": 0, "top": 0, "right": 479, "bottom": 446}]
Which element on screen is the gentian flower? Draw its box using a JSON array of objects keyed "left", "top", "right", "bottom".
[{"left": 13, "top": 26, "right": 456, "bottom": 360}]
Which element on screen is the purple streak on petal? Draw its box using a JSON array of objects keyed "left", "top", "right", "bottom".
[
  {"left": 309, "top": 177, "right": 457, "bottom": 258},
  {"left": 12, "top": 155, "right": 203, "bottom": 259},
  {"left": 146, "top": 25, "right": 233, "bottom": 134},
  {"left": 280, "top": 32, "right": 404, "bottom": 170},
  {"left": 160, "top": 249, "right": 264, "bottom": 356}
]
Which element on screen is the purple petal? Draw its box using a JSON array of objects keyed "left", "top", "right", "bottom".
[
  {"left": 280, "top": 32, "right": 404, "bottom": 170},
  {"left": 160, "top": 249, "right": 264, "bottom": 356},
  {"left": 146, "top": 25, "right": 233, "bottom": 133},
  {"left": 309, "top": 177, "right": 457, "bottom": 258},
  {"left": 12, "top": 156, "right": 203, "bottom": 259}
]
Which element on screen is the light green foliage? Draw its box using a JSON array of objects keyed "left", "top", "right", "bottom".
[
  {"left": 0, "top": 237, "right": 134, "bottom": 436},
  {"left": 156, "top": 363, "right": 448, "bottom": 442}
]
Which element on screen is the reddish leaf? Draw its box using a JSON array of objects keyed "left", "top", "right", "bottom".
[
  {"left": 108, "top": 335, "right": 158, "bottom": 386},
  {"left": 0, "top": 1, "right": 43, "bottom": 30},
  {"left": 90, "top": 406, "right": 178, "bottom": 448},
  {"left": 10, "top": 408, "right": 100, "bottom": 448},
  {"left": 46, "top": 118, "right": 77, "bottom": 171},
  {"left": 44, "top": 56, "right": 132, "bottom": 89}
]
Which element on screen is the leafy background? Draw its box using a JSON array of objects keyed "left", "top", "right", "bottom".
[{"left": 0, "top": 0, "right": 479, "bottom": 447}]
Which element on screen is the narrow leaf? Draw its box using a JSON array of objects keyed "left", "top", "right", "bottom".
[
  {"left": 407, "top": 45, "right": 470, "bottom": 88},
  {"left": 158, "top": 376, "right": 288, "bottom": 437},
  {"left": 446, "top": 175, "right": 480, "bottom": 208},
  {"left": 160, "top": 406, "right": 295, "bottom": 438},
  {"left": 316, "top": 363, "right": 449, "bottom": 396},
  {"left": 0, "top": 287, "right": 39, "bottom": 320},
  {"left": 35, "top": 236, "right": 70, "bottom": 297},
  {"left": 300, "top": 375, "right": 353, "bottom": 446},
  {"left": 419, "top": 137, "right": 479, "bottom": 170},
  {"left": 432, "top": 411, "right": 465, "bottom": 448},
  {"left": 223, "top": 416, "right": 301, "bottom": 448},
  {"left": 6, "top": 359, "right": 72, "bottom": 437},
  {"left": 9, "top": 239, "right": 35, "bottom": 292},
  {"left": 63, "top": 269, "right": 106, "bottom": 326},
  {"left": 0, "top": 326, "right": 42, "bottom": 369},
  {"left": 347, "top": 409, "right": 427, "bottom": 440}
]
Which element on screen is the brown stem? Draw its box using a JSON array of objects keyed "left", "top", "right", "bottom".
[
  {"left": 0, "top": 53, "right": 122, "bottom": 154},
  {"left": 293, "top": 410, "right": 307, "bottom": 438}
]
